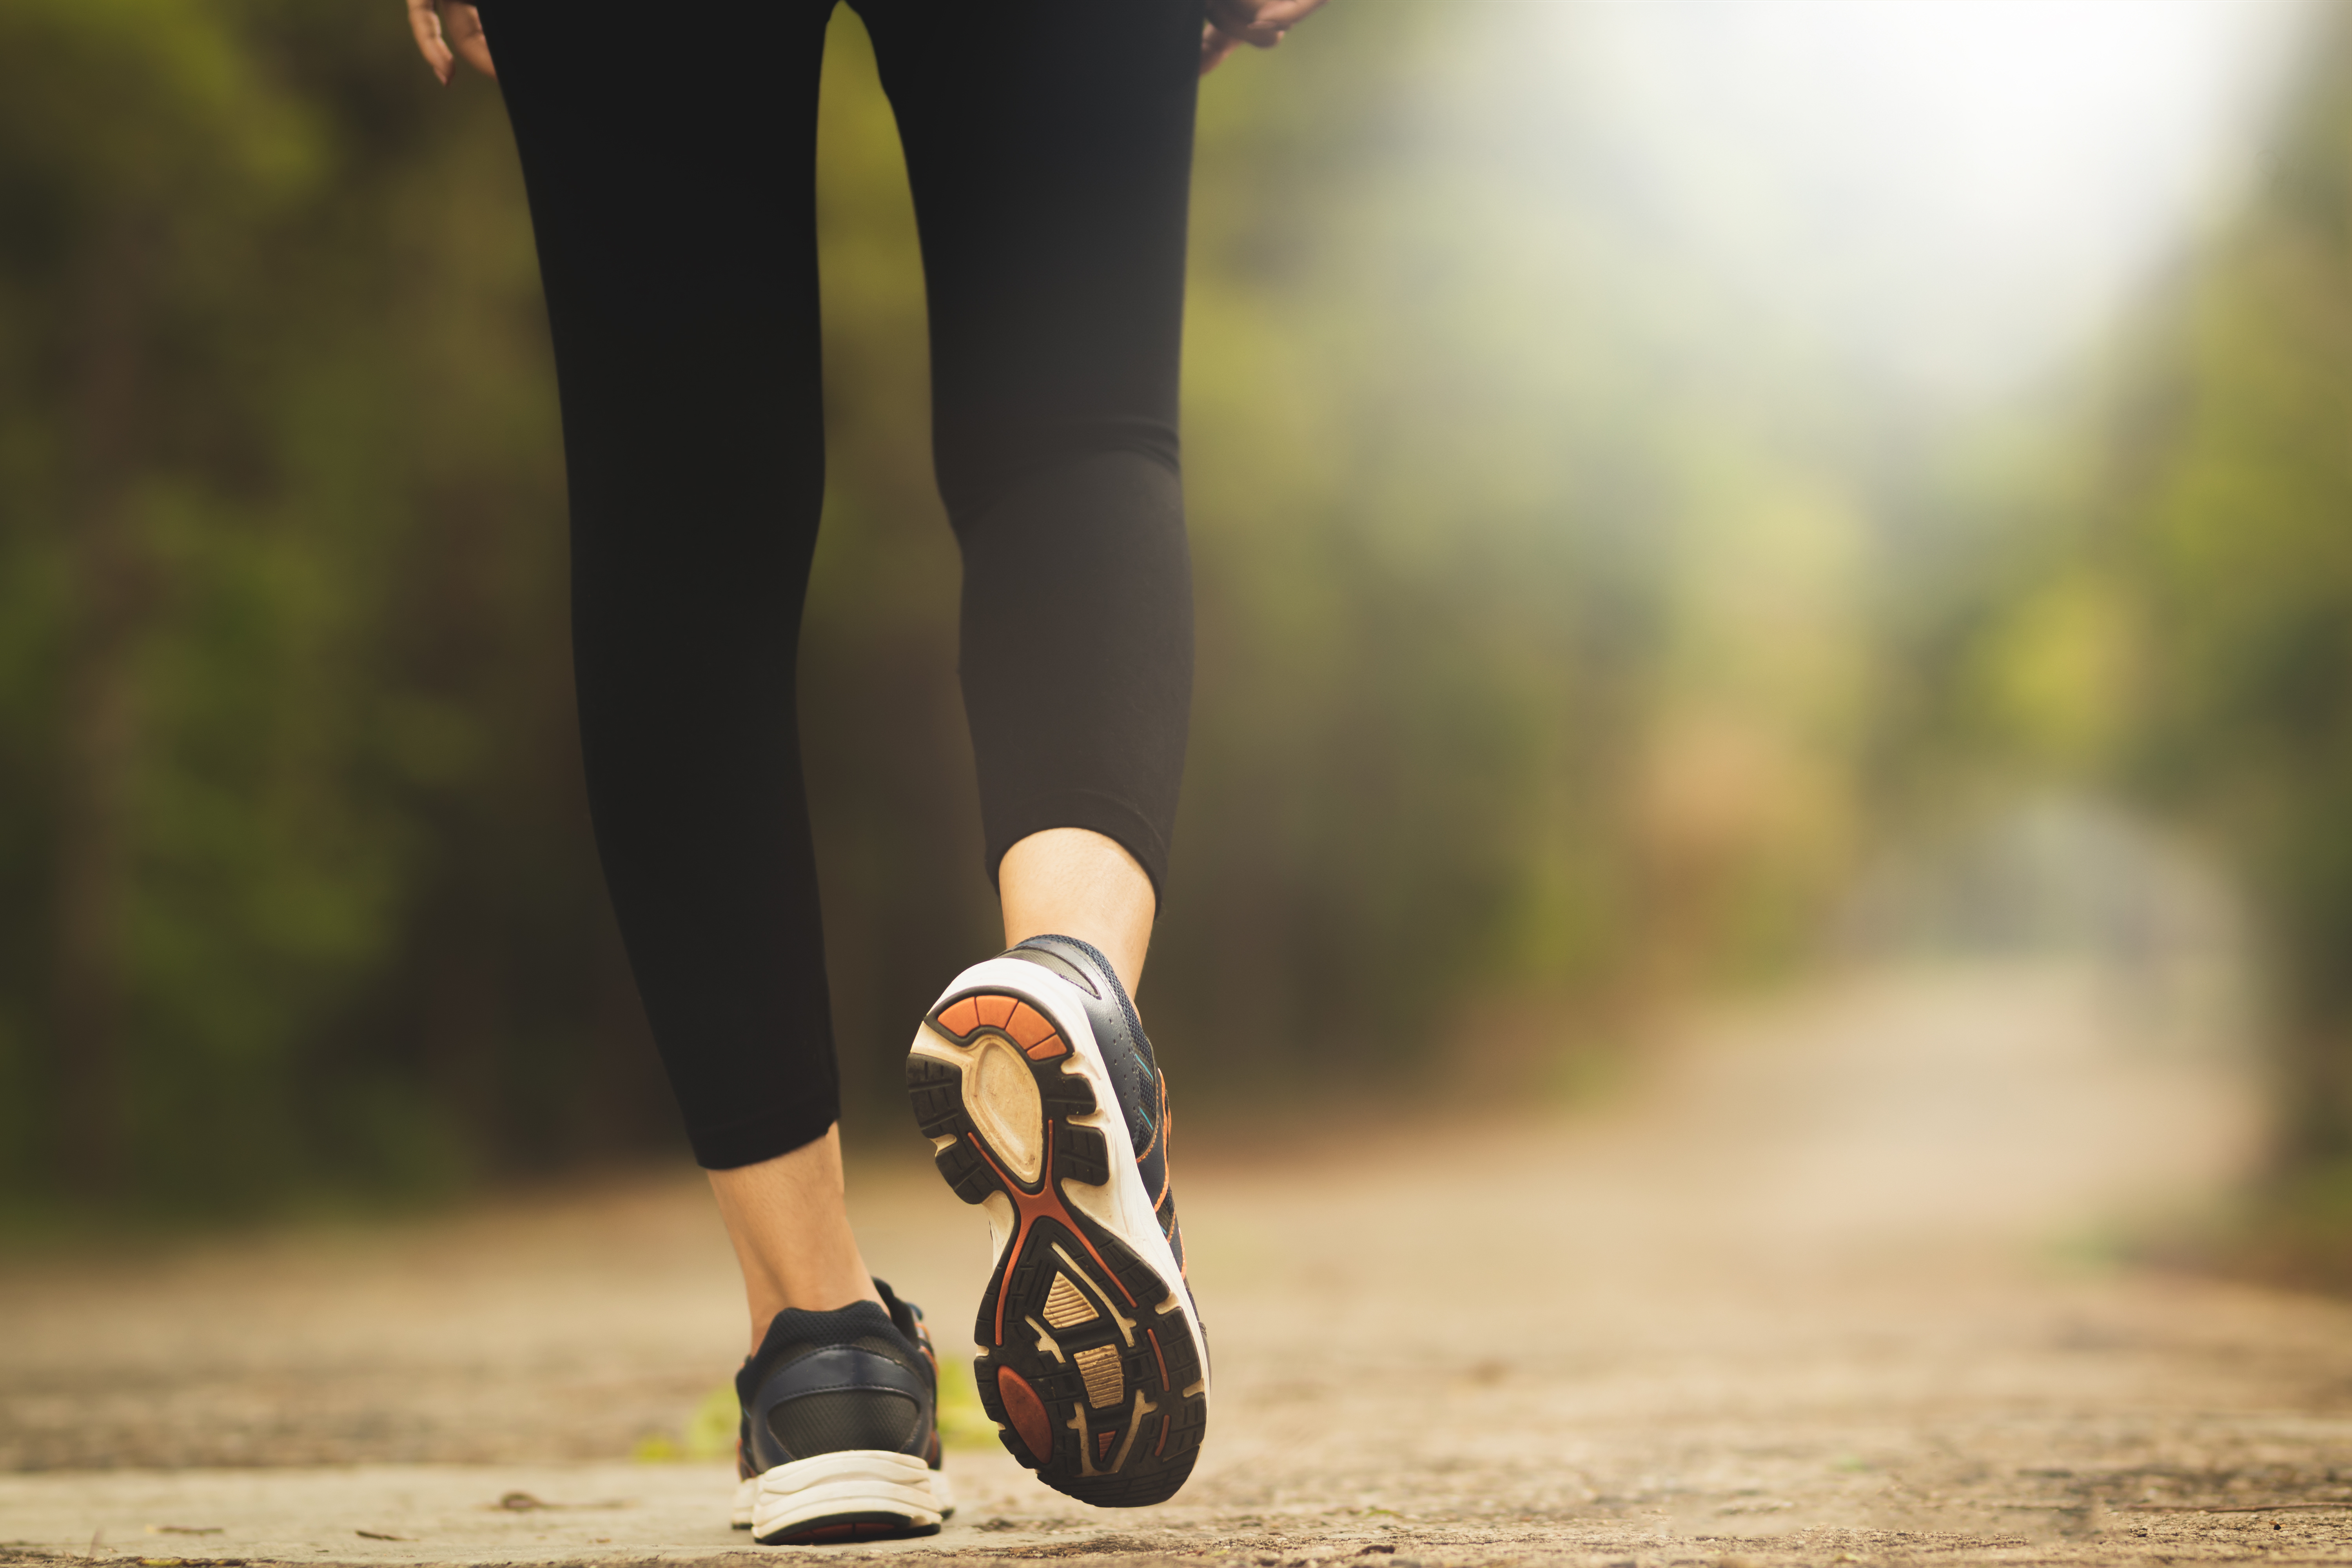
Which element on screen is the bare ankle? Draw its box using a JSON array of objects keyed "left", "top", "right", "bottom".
[
  {"left": 706, "top": 1127, "right": 882, "bottom": 1350},
  {"left": 998, "top": 828, "right": 1156, "bottom": 995}
]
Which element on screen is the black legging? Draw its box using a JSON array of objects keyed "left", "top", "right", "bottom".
[{"left": 477, "top": 0, "right": 1199, "bottom": 1169}]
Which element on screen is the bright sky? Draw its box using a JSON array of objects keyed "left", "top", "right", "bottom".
[{"left": 1528, "top": 0, "right": 2315, "bottom": 404}]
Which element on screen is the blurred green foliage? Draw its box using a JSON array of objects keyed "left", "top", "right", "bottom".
[
  {"left": 0, "top": 0, "right": 658, "bottom": 1208},
  {"left": 1917, "top": 5, "right": 2352, "bottom": 1172},
  {"left": 2097, "top": 1, "right": 2352, "bottom": 1158},
  {"left": 1167, "top": 10, "right": 1885, "bottom": 1090}
]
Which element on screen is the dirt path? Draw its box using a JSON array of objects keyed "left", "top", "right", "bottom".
[{"left": 7, "top": 962, "right": 2352, "bottom": 1566}]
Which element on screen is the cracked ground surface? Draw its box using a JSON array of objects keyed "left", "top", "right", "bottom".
[{"left": 6, "top": 961, "right": 2352, "bottom": 1566}]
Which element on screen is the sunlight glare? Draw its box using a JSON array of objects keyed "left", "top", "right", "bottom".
[{"left": 1530, "top": 0, "right": 2312, "bottom": 401}]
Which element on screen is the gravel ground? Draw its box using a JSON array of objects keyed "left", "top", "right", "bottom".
[{"left": 5, "top": 961, "right": 2350, "bottom": 1567}]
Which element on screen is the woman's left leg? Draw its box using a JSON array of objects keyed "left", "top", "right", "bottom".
[{"left": 865, "top": 0, "right": 1213, "bottom": 1507}]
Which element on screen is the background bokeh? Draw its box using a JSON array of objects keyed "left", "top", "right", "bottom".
[{"left": 0, "top": 0, "right": 2345, "bottom": 1289}]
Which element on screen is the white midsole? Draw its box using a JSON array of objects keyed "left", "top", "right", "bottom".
[
  {"left": 732, "top": 1465, "right": 955, "bottom": 1530},
  {"left": 747, "top": 1450, "right": 951, "bottom": 1540},
  {"left": 910, "top": 954, "right": 1211, "bottom": 1401}
]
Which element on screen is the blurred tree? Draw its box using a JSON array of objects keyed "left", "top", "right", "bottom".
[
  {"left": 1898, "top": 2, "right": 2352, "bottom": 1189},
  {"left": 0, "top": 0, "right": 672, "bottom": 1210},
  {"left": 1156, "top": 5, "right": 1874, "bottom": 1093},
  {"left": 0, "top": 0, "right": 329, "bottom": 1197},
  {"left": 2092, "top": 0, "right": 2352, "bottom": 1159}
]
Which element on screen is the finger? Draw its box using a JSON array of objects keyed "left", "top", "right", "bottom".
[
  {"left": 1203, "top": 0, "right": 1285, "bottom": 45},
  {"left": 1200, "top": 22, "right": 1245, "bottom": 74},
  {"left": 1250, "top": 0, "right": 1330, "bottom": 27},
  {"left": 1207, "top": 0, "right": 1326, "bottom": 45},
  {"left": 445, "top": 3, "right": 496, "bottom": 79},
  {"left": 405, "top": 0, "right": 456, "bottom": 83}
]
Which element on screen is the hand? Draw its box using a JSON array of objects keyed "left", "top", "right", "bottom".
[
  {"left": 407, "top": 0, "right": 495, "bottom": 85},
  {"left": 1201, "top": 0, "right": 1330, "bottom": 76}
]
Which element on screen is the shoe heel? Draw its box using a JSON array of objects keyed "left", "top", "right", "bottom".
[
  {"left": 907, "top": 992, "right": 1111, "bottom": 1201},
  {"left": 750, "top": 1450, "right": 943, "bottom": 1544}
]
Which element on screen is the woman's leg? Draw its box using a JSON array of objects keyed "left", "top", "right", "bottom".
[
  {"left": 706, "top": 1129, "right": 877, "bottom": 1342},
  {"left": 859, "top": 0, "right": 1203, "bottom": 927},
  {"left": 480, "top": 0, "right": 879, "bottom": 1334},
  {"left": 869, "top": 0, "right": 1210, "bottom": 1506}
]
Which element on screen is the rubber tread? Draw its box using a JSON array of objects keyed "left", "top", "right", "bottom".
[
  {"left": 762, "top": 1511, "right": 942, "bottom": 1546},
  {"left": 908, "top": 986, "right": 1204, "bottom": 1507}
]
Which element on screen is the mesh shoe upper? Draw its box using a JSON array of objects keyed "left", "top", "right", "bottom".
[{"left": 735, "top": 1280, "right": 939, "bottom": 1476}]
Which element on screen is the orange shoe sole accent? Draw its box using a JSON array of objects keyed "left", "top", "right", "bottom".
[
  {"left": 996, "top": 1367, "right": 1053, "bottom": 1464},
  {"left": 933, "top": 993, "right": 1067, "bottom": 1061},
  {"left": 964, "top": 1130, "right": 1136, "bottom": 1348},
  {"left": 1007, "top": 1001, "right": 1057, "bottom": 1052}
]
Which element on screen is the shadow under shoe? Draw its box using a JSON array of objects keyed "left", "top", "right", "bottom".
[{"left": 731, "top": 1281, "right": 952, "bottom": 1544}]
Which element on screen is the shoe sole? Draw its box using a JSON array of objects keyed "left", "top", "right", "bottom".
[
  {"left": 741, "top": 1450, "right": 949, "bottom": 1544},
  {"left": 906, "top": 956, "right": 1209, "bottom": 1508},
  {"left": 732, "top": 1468, "right": 955, "bottom": 1532}
]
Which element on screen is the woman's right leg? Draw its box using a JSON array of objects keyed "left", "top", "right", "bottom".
[{"left": 480, "top": 0, "right": 877, "bottom": 1321}]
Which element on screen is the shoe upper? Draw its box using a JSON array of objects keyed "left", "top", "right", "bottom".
[
  {"left": 1002, "top": 934, "right": 1185, "bottom": 1274},
  {"left": 735, "top": 1279, "right": 940, "bottom": 1477}
]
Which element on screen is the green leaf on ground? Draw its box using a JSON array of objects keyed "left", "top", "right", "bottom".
[{"left": 632, "top": 1385, "right": 739, "bottom": 1464}]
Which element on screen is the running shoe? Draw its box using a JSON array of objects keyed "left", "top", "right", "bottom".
[
  {"left": 728, "top": 1279, "right": 955, "bottom": 1544},
  {"left": 904, "top": 933, "right": 1207, "bottom": 1507}
]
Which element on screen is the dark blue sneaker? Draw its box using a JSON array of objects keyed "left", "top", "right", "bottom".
[
  {"left": 905, "top": 935, "right": 1207, "bottom": 1507},
  {"left": 729, "top": 1279, "right": 954, "bottom": 1543}
]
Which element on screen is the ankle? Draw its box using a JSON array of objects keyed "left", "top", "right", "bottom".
[
  {"left": 998, "top": 828, "right": 1155, "bottom": 995},
  {"left": 707, "top": 1128, "right": 882, "bottom": 1349}
]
